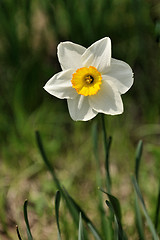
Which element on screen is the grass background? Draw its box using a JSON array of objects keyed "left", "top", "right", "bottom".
[{"left": 0, "top": 0, "right": 160, "bottom": 239}]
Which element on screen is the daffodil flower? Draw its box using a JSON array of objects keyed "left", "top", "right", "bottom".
[{"left": 44, "top": 37, "right": 133, "bottom": 121}]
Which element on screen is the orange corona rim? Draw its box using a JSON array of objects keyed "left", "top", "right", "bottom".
[{"left": 71, "top": 66, "right": 102, "bottom": 96}]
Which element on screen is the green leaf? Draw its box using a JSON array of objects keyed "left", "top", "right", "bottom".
[
  {"left": 135, "top": 140, "right": 143, "bottom": 182},
  {"left": 106, "top": 200, "right": 119, "bottom": 240},
  {"left": 35, "top": 131, "right": 61, "bottom": 190},
  {"left": 36, "top": 131, "right": 79, "bottom": 229},
  {"left": 101, "top": 189, "right": 128, "bottom": 240},
  {"left": 87, "top": 224, "right": 102, "bottom": 240},
  {"left": 78, "top": 213, "right": 85, "bottom": 240},
  {"left": 35, "top": 131, "right": 79, "bottom": 226},
  {"left": 23, "top": 200, "right": 33, "bottom": 240},
  {"left": 100, "top": 189, "right": 121, "bottom": 222},
  {"left": 36, "top": 131, "right": 100, "bottom": 239},
  {"left": 154, "top": 181, "right": 160, "bottom": 231},
  {"left": 132, "top": 176, "right": 159, "bottom": 240},
  {"left": 55, "top": 190, "right": 62, "bottom": 240},
  {"left": 134, "top": 140, "right": 145, "bottom": 239},
  {"left": 16, "top": 225, "right": 22, "bottom": 240},
  {"left": 134, "top": 195, "right": 145, "bottom": 240},
  {"left": 63, "top": 187, "right": 102, "bottom": 240}
]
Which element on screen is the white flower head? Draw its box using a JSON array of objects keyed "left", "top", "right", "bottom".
[{"left": 44, "top": 37, "right": 134, "bottom": 121}]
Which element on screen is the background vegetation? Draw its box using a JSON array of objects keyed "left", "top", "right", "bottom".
[{"left": 0, "top": 0, "right": 160, "bottom": 239}]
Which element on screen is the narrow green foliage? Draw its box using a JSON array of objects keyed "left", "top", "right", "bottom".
[
  {"left": 101, "top": 114, "right": 111, "bottom": 193},
  {"left": 100, "top": 189, "right": 127, "bottom": 240},
  {"left": 106, "top": 200, "right": 127, "bottom": 240},
  {"left": 101, "top": 115, "right": 113, "bottom": 239},
  {"left": 61, "top": 184, "right": 101, "bottom": 239},
  {"left": 55, "top": 190, "right": 62, "bottom": 240},
  {"left": 134, "top": 140, "right": 144, "bottom": 239},
  {"left": 106, "top": 200, "right": 120, "bottom": 240},
  {"left": 92, "top": 121, "right": 113, "bottom": 239},
  {"left": 154, "top": 182, "right": 160, "bottom": 231},
  {"left": 101, "top": 190, "right": 121, "bottom": 222},
  {"left": 132, "top": 177, "right": 159, "bottom": 240},
  {"left": 36, "top": 131, "right": 101, "bottom": 240},
  {"left": 16, "top": 225, "right": 22, "bottom": 240},
  {"left": 35, "top": 131, "right": 61, "bottom": 190},
  {"left": 62, "top": 188, "right": 80, "bottom": 228},
  {"left": 23, "top": 200, "right": 33, "bottom": 240},
  {"left": 78, "top": 213, "right": 85, "bottom": 240},
  {"left": 86, "top": 224, "right": 102, "bottom": 240},
  {"left": 105, "top": 135, "right": 112, "bottom": 191},
  {"left": 135, "top": 140, "right": 143, "bottom": 182},
  {"left": 16, "top": 130, "right": 159, "bottom": 239},
  {"left": 134, "top": 195, "right": 145, "bottom": 240},
  {"left": 100, "top": 189, "right": 121, "bottom": 221},
  {"left": 63, "top": 187, "right": 101, "bottom": 240},
  {"left": 36, "top": 131, "right": 79, "bottom": 226}
]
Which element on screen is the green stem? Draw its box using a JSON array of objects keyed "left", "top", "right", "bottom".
[{"left": 101, "top": 114, "right": 111, "bottom": 193}]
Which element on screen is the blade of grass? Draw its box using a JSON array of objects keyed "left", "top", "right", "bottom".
[
  {"left": 16, "top": 225, "right": 22, "bottom": 240},
  {"left": 23, "top": 200, "right": 33, "bottom": 240},
  {"left": 55, "top": 190, "right": 62, "bottom": 240},
  {"left": 154, "top": 181, "right": 160, "bottom": 231},
  {"left": 134, "top": 140, "right": 145, "bottom": 239},
  {"left": 131, "top": 176, "right": 159, "bottom": 240},
  {"left": 78, "top": 213, "right": 85, "bottom": 240}
]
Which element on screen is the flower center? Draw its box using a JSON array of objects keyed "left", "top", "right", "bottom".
[
  {"left": 85, "top": 75, "right": 94, "bottom": 84},
  {"left": 71, "top": 66, "right": 102, "bottom": 96}
]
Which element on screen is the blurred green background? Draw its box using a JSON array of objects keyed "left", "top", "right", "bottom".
[{"left": 0, "top": 0, "right": 160, "bottom": 239}]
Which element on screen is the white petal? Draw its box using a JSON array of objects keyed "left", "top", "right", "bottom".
[
  {"left": 67, "top": 95, "right": 98, "bottom": 121},
  {"left": 81, "top": 37, "right": 111, "bottom": 73},
  {"left": 57, "top": 41, "right": 86, "bottom": 70},
  {"left": 105, "top": 58, "right": 134, "bottom": 94},
  {"left": 89, "top": 80, "right": 123, "bottom": 115},
  {"left": 43, "top": 69, "right": 77, "bottom": 99}
]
